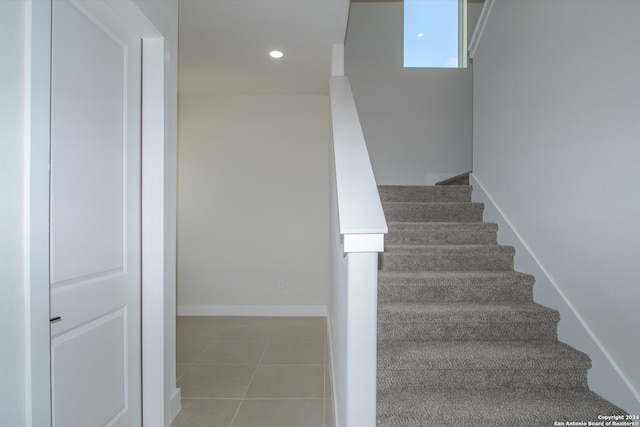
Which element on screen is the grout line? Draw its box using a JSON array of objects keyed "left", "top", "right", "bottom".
[
  {"left": 228, "top": 336, "right": 271, "bottom": 427},
  {"left": 176, "top": 319, "right": 228, "bottom": 382}
]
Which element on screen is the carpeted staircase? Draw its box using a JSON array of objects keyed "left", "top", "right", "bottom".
[{"left": 376, "top": 185, "right": 625, "bottom": 427}]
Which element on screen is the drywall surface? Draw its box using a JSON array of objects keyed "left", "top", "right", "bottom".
[
  {"left": 0, "top": 2, "right": 27, "bottom": 425},
  {"left": 345, "top": 1, "right": 482, "bottom": 185},
  {"left": 473, "top": 0, "right": 640, "bottom": 412},
  {"left": 177, "top": 95, "right": 330, "bottom": 314}
]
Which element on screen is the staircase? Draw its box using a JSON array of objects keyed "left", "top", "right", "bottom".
[{"left": 376, "top": 185, "right": 625, "bottom": 427}]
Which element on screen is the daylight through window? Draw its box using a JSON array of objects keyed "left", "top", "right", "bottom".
[{"left": 404, "top": 0, "right": 467, "bottom": 68}]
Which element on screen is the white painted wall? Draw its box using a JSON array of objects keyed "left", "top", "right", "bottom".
[
  {"left": 344, "top": 1, "right": 484, "bottom": 185},
  {"left": 0, "top": 2, "right": 28, "bottom": 425},
  {"left": 177, "top": 95, "right": 330, "bottom": 315},
  {"left": 472, "top": 0, "right": 640, "bottom": 413}
]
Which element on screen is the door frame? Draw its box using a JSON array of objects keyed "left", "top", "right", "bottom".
[{"left": 25, "top": 1, "right": 172, "bottom": 425}]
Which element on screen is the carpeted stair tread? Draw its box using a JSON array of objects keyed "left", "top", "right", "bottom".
[
  {"left": 383, "top": 244, "right": 514, "bottom": 255},
  {"left": 379, "top": 270, "right": 534, "bottom": 303},
  {"left": 377, "top": 341, "right": 591, "bottom": 391},
  {"left": 378, "top": 301, "right": 559, "bottom": 324},
  {"left": 378, "top": 185, "right": 471, "bottom": 203},
  {"left": 386, "top": 222, "right": 498, "bottom": 245},
  {"left": 382, "top": 202, "right": 484, "bottom": 222},
  {"left": 436, "top": 172, "right": 471, "bottom": 186},
  {"left": 380, "top": 244, "right": 515, "bottom": 272},
  {"left": 376, "top": 388, "right": 626, "bottom": 427},
  {"left": 378, "top": 318, "right": 558, "bottom": 342},
  {"left": 377, "top": 341, "right": 591, "bottom": 370},
  {"left": 378, "top": 270, "right": 534, "bottom": 286}
]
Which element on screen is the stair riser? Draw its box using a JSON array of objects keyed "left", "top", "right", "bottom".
[
  {"left": 379, "top": 186, "right": 472, "bottom": 203},
  {"left": 378, "top": 322, "right": 558, "bottom": 342},
  {"left": 387, "top": 225, "right": 498, "bottom": 245},
  {"left": 378, "top": 284, "right": 533, "bottom": 303},
  {"left": 383, "top": 203, "right": 484, "bottom": 223},
  {"left": 377, "top": 369, "right": 588, "bottom": 391},
  {"left": 380, "top": 253, "right": 514, "bottom": 272}
]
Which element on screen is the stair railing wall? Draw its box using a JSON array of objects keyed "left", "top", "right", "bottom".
[{"left": 329, "top": 75, "right": 388, "bottom": 427}]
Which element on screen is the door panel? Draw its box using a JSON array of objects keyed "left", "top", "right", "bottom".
[
  {"left": 51, "top": 309, "right": 127, "bottom": 426},
  {"left": 50, "top": 0, "right": 126, "bottom": 285},
  {"left": 50, "top": 1, "right": 142, "bottom": 425}
]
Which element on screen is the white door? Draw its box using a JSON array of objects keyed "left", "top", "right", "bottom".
[{"left": 49, "top": 1, "right": 142, "bottom": 425}]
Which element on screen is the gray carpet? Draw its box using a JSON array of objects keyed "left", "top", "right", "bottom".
[{"left": 377, "top": 185, "right": 625, "bottom": 426}]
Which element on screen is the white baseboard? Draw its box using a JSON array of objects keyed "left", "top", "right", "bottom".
[
  {"left": 470, "top": 173, "right": 640, "bottom": 414},
  {"left": 326, "top": 314, "right": 339, "bottom": 427},
  {"left": 169, "top": 388, "right": 181, "bottom": 426},
  {"left": 177, "top": 304, "right": 327, "bottom": 317}
]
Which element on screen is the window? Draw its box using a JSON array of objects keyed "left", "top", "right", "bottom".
[{"left": 404, "top": 0, "right": 467, "bottom": 68}]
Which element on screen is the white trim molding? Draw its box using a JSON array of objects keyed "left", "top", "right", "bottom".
[
  {"left": 24, "top": 2, "right": 53, "bottom": 425},
  {"left": 170, "top": 388, "right": 182, "bottom": 422},
  {"left": 468, "top": 0, "right": 494, "bottom": 60},
  {"left": 177, "top": 305, "right": 328, "bottom": 317},
  {"left": 343, "top": 233, "right": 384, "bottom": 253}
]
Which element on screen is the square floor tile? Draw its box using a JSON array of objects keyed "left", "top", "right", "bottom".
[
  {"left": 176, "top": 316, "right": 192, "bottom": 329},
  {"left": 224, "top": 316, "right": 282, "bottom": 327},
  {"left": 196, "top": 341, "right": 267, "bottom": 365},
  {"left": 216, "top": 325, "right": 276, "bottom": 342},
  {"left": 170, "top": 399, "right": 240, "bottom": 427},
  {"left": 178, "top": 319, "right": 226, "bottom": 342},
  {"left": 261, "top": 341, "right": 325, "bottom": 365},
  {"left": 276, "top": 317, "right": 326, "bottom": 328},
  {"left": 178, "top": 364, "right": 256, "bottom": 398},
  {"left": 244, "top": 365, "right": 324, "bottom": 398},
  {"left": 176, "top": 337, "right": 214, "bottom": 364},
  {"left": 231, "top": 399, "right": 323, "bottom": 427},
  {"left": 271, "top": 324, "right": 326, "bottom": 342}
]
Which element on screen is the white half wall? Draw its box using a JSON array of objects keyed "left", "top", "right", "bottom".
[
  {"left": 177, "top": 95, "right": 330, "bottom": 315},
  {"left": 344, "top": 1, "right": 484, "bottom": 185},
  {"left": 472, "top": 0, "right": 640, "bottom": 413}
]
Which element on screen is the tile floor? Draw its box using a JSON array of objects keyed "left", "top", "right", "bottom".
[{"left": 171, "top": 316, "right": 334, "bottom": 427}]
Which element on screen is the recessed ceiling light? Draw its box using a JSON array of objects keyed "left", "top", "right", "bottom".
[
  {"left": 269, "top": 50, "right": 284, "bottom": 59},
  {"left": 417, "top": 33, "right": 424, "bottom": 38}
]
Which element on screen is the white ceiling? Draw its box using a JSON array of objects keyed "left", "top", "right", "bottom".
[{"left": 178, "top": 0, "right": 350, "bottom": 96}]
